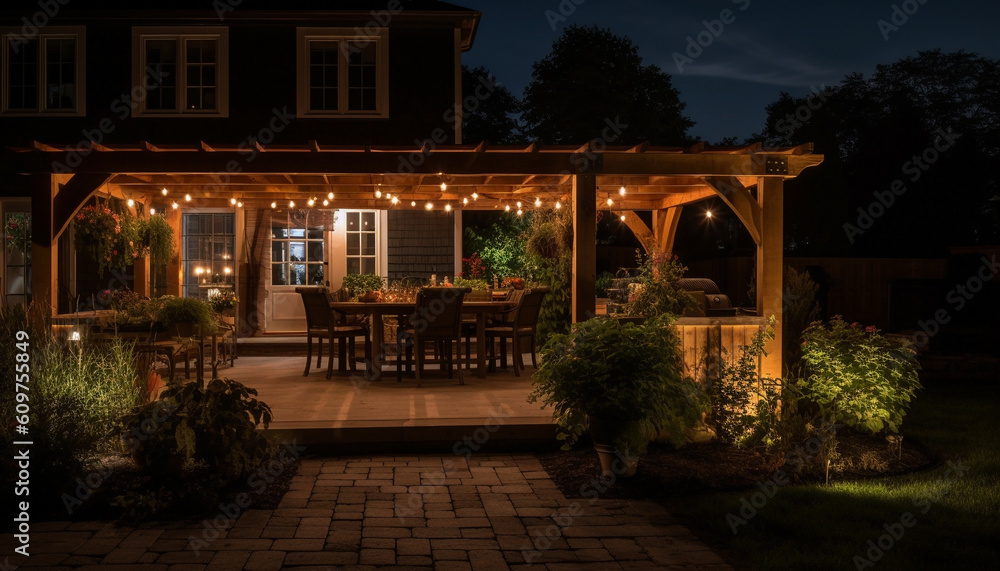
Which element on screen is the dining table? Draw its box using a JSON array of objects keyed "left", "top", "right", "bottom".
[{"left": 329, "top": 299, "right": 517, "bottom": 379}]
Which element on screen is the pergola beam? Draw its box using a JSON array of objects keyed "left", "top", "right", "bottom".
[{"left": 704, "top": 176, "right": 762, "bottom": 245}]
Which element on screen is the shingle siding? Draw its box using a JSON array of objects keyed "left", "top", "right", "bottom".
[{"left": 387, "top": 211, "right": 455, "bottom": 281}]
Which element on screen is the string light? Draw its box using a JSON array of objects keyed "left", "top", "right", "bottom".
[
  {"left": 323, "top": 199, "right": 330, "bottom": 206},
  {"left": 307, "top": 198, "right": 315, "bottom": 207},
  {"left": 289, "top": 200, "right": 295, "bottom": 208},
  {"left": 375, "top": 190, "right": 383, "bottom": 199},
  {"left": 445, "top": 204, "right": 452, "bottom": 212},
  {"left": 620, "top": 214, "right": 626, "bottom": 222},
  {"left": 411, "top": 201, "right": 417, "bottom": 207},
  {"left": 534, "top": 197, "right": 542, "bottom": 207},
  {"left": 706, "top": 210, "right": 713, "bottom": 219},
  {"left": 463, "top": 197, "right": 469, "bottom": 206},
  {"left": 385, "top": 193, "right": 392, "bottom": 199},
  {"left": 440, "top": 182, "right": 448, "bottom": 191},
  {"left": 127, "top": 198, "right": 135, "bottom": 208},
  {"left": 161, "top": 188, "right": 168, "bottom": 196},
  {"left": 425, "top": 202, "right": 434, "bottom": 210},
  {"left": 619, "top": 186, "right": 627, "bottom": 196},
  {"left": 328, "top": 192, "right": 335, "bottom": 200},
  {"left": 505, "top": 205, "right": 511, "bottom": 212},
  {"left": 516, "top": 201, "right": 522, "bottom": 209},
  {"left": 149, "top": 208, "right": 156, "bottom": 215},
  {"left": 185, "top": 194, "right": 192, "bottom": 202},
  {"left": 391, "top": 196, "right": 399, "bottom": 205},
  {"left": 517, "top": 209, "right": 523, "bottom": 216},
  {"left": 555, "top": 201, "right": 562, "bottom": 210},
  {"left": 230, "top": 198, "right": 237, "bottom": 205},
  {"left": 271, "top": 201, "right": 277, "bottom": 209},
  {"left": 472, "top": 192, "right": 478, "bottom": 200},
  {"left": 237, "top": 201, "right": 243, "bottom": 208},
  {"left": 607, "top": 198, "right": 614, "bottom": 206},
  {"left": 172, "top": 202, "right": 179, "bottom": 210}
]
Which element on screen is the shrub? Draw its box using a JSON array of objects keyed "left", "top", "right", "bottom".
[
  {"left": 340, "top": 274, "right": 384, "bottom": 298},
  {"left": 595, "top": 271, "right": 614, "bottom": 298},
  {"left": 453, "top": 276, "right": 489, "bottom": 290},
  {"left": 523, "top": 208, "right": 573, "bottom": 344},
  {"left": 799, "top": 317, "right": 922, "bottom": 435},
  {"left": 625, "top": 250, "right": 696, "bottom": 318},
  {"left": 529, "top": 315, "right": 707, "bottom": 456},
  {"left": 463, "top": 215, "right": 529, "bottom": 279}
]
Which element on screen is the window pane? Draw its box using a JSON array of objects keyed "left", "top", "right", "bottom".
[
  {"left": 44, "top": 38, "right": 75, "bottom": 110},
  {"left": 347, "top": 212, "right": 359, "bottom": 230},
  {"left": 7, "top": 38, "right": 39, "bottom": 110},
  {"left": 289, "top": 242, "right": 306, "bottom": 262},
  {"left": 308, "top": 241, "right": 324, "bottom": 262},
  {"left": 185, "top": 39, "right": 217, "bottom": 110},
  {"left": 308, "top": 264, "right": 325, "bottom": 286},
  {"left": 291, "top": 264, "right": 306, "bottom": 285},
  {"left": 182, "top": 213, "right": 235, "bottom": 298},
  {"left": 346, "top": 233, "right": 360, "bottom": 256},
  {"left": 362, "top": 258, "right": 375, "bottom": 275},
  {"left": 271, "top": 219, "right": 289, "bottom": 239},
  {"left": 272, "top": 263, "right": 288, "bottom": 286},
  {"left": 347, "top": 42, "right": 376, "bottom": 111},
  {"left": 145, "top": 39, "right": 177, "bottom": 110},
  {"left": 362, "top": 233, "right": 376, "bottom": 256},
  {"left": 308, "top": 40, "right": 339, "bottom": 111},
  {"left": 347, "top": 259, "right": 360, "bottom": 275}
]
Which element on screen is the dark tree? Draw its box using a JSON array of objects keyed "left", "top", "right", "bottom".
[
  {"left": 521, "top": 25, "right": 693, "bottom": 146},
  {"left": 754, "top": 50, "right": 1000, "bottom": 256},
  {"left": 461, "top": 65, "right": 524, "bottom": 145}
]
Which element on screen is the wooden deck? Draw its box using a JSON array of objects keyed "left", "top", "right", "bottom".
[{"left": 213, "top": 355, "right": 558, "bottom": 451}]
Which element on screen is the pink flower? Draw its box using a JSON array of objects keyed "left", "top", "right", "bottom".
[
  {"left": 851, "top": 322, "right": 860, "bottom": 328},
  {"left": 865, "top": 325, "right": 877, "bottom": 333}
]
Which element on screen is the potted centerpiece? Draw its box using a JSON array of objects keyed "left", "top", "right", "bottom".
[
  {"left": 341, "top": 273, "right": 385, "bottom": 301},
  {"left": 528, "top": 315, "right": 707, "bottom": 477},
  {"left": 208, "top": 289, "right": 239, "bottom": 325},
  {"left": 157, "top": 296, "right": 217, "bottom": 338}
]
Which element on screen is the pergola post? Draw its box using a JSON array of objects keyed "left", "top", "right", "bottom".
[
  {"left": 30, "top": 173, "right": 59, "bottom": 316},
  {"left": 654, "top": 207, "right": 684, "bottom": 254},
  {"left": 572, "top": 174, "right": 597, "bottom": 323},
  {"left": 756, "top": 177, "right": 784, "bottom": 378},
  {"left": 165, "top": 207, "right": 183, "bottom": 296}
]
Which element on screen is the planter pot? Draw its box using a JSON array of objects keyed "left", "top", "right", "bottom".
[
  {"left": 589, "top": 419, "right": 639, "bottom": 478},
  {"left": 359, "top": 291, "right": 381, "bottom": 303}
]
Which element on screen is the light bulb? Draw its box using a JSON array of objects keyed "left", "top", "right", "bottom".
[
  {"left": 271, "top": 202, "right": 277, "bottom": 209},
  {"left": 323, "top": 199, "right": 329, "bottom": 207},
  {"left": 161, "top": 188, "right": 168, "bottom": 196},
  {"left": 289, "top": 200, "right": 295, "bottom": 208},
  {"left": 620, "top": 214, "right": 626, "bottom": 221},
  {"left": 230, "top": 198, "right": 237, "bottom": 205},
  {"left": 127, "top": 198, "right": 134, "bottom": 208},
  {"left": 307, "top": 199, "right": 315, "bottom": 207},
  {"left": 386, "top": 193, "right": 392, "bottom": 199},
  {"left": 391, "top": 196, "right": 399, "bottom": 205},
  {"left": 426, "top": 202, "right": 434, "bottom": 210},
  {"left": 375, "top": 190, "right": 383, "bottom": 199},
  {"left": 185, "top": 194, "right": 192, "bottom": 202},
  {"left": 172, "top": 202, "right": 179, "bottom": 209},
  {"left": 517, "top": 209, "right": 523, "bottom": 216},
  {"left": 620, "top": 186, "right": 627, "bottom": 196},
  {"left": 516, "top": 201, "right": 522, "bottom": 208},
  {"left": 328, "top": 192, "right": 334, "bottom": 200},
  {"left": 607, "top": 198, "right": 614, "bottom": 206},
  {"left": 411, "top": 201, "right": 417, "bottom": 207},
  {"left": 505, "top": 205, "right": 511, "bottom": 212},
  {"left": 534, "top": 198, "right": 542, "bottom": 207},
  {"left": 706, "top": 210, "right": 713, "bottom": 218},
  {"left": 463, "top": 197, "right": 469, "bottom": 205},
  {"left": 237, "top": 202, "right": 243, "bottom": 208},
  {"left": 149, "top": 208, "right": 156, "bottom": 215},
  {"left": 440, "top": 182, "right": 447, "bottom": 191},
  {"left": 472, "top": 192, "right": 478, "bottom": 200},
  {"left": 555, "top": 201, "right": 562, "bottom": 210}
]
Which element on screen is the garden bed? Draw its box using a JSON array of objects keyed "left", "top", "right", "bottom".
[{"left": 539, "top": 430, "right": 937, "bottom": 501}]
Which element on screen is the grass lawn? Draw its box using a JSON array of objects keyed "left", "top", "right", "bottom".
[{"left": 666, "top": 376, "right": 1000, "bottom": 571}]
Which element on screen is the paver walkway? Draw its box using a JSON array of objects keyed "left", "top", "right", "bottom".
[{"left": 6, "top": 454, "right": 733, "bottom": 570}]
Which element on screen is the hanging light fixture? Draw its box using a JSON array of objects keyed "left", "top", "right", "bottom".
[
  {"left": 607, "top": 198, "right": 614, "bottom": 206},
  {"left": 185, "top": 194, "right": 192, "bottom": 202},
  {"left": 391, "top": 196, "right": 399, "bottom": 205},
  {"left": 271, "top": 201, "right": 277, "bottom": 209},
  {"left": 619, "top": 186, "right": 627, "bottom": 196},
  {"left": 375, "top": 190, "right": 383, "bottom": 199},
  {"left": 425, "top": 202, "right": 434, "bottom": 210},
  {"left": 620, "top": 214, "right": 627, "bottom": 222},
  {"left": 289, "top": 200, "right": 295, "bottom": 208},
  {"left": 472, "top": 192, "right": 478, "bottom": 200},
  {"left": 534, "top": 197, "right": 542, "bottom": 207},
  {"left": 555, "top": 201, "right": 562, "bottom": 210},
  {"left": 328, "top": 192, "right": 334, "bottom": 200},
  {"left": 463, "top": 197, "right": 469, "bottom": 206},
  {"left": 237, "top": 201, "right": 243, "bottom": 208},
  {"left": 127, "top": 198, "right": 135, "bottom": 208},
  {"left": 172, "top": 202, "right": 179, "bottom": 210},
  {"left": 322, "top": 199, "right": 329, "bottom": 207},
  {"left": 161, "top": 188, "right": 168, "bottom": 196},
  {"left": 307, "top": 198, "right": 315, "bottom": 207},
  {"left": 445, "top": 204, "right": 452, "bottom": 212}
]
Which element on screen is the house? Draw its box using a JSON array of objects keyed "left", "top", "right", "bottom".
[{"left": 1, "top": 0, "right": 823, "bottom": 376}]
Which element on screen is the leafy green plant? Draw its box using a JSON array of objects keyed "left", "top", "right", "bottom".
[
  {"left": 140, "top": 214, "right": 176, "bottom": 265},
  {"left": 463, "top": 214, "right": 530, "bottom": 279},
  {"left": 156, "top": 296, "right": 217, "bottom": 336},
  {"left": 709, "top": 317, "right": 784, "bottom": 448},
  {"left": 529, "top": 315, "right": 707, "bottom": 457},
  {"left": 121, "top": 377, "right": 274, "bottom": 482},
  {"left": 624, "top": 250, "right": 696, "bottom": 318},
  {"left": 595, "top": 271, "right": 614, "bottom": 298},
  {"left": 523, "top": 208, "right": 573, "bottom": 344},
  {"left": 453, "top": 276, "right": 489, "bottom": 290},
  {"left": 340, "top": 274, "right": 384, "bottom": 298},
  {"left": 799, "top": 317, "right": 921, "bottom": 435}
]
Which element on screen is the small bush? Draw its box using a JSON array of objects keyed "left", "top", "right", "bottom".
[
  {"left": 340, "top": 274, "right": 385, "bottom": 298},
  {"left": 799, "top": 317, "right": 921, "bottom": 435},
  {"left": 625, "top": 250, "right": 696, "bottom": 318}
]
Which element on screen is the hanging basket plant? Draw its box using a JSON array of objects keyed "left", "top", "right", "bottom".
[
  {"left": 138, "top": 214, "right": 175, "bottom": 265},
  {"left": 74, "top": 204, "right": 133, "bottom": 276}
]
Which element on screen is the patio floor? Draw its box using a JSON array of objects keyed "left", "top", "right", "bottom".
[{"left": 210, "top": 353, "right": 557, "bottom": 451}]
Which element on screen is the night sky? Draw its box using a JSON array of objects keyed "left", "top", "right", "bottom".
[{"left": 460, "top": 0, "right": 1000, "bottom": 143}]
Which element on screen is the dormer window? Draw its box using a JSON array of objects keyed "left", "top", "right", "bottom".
[
  {"left": 132, "top": 27, "right": 229, "bottom": 116},
  {"left": 1, "top": 27, "right": 86, "bottom": 116},
  {"left": 296, "top": 28, "right": 388, "bottom": 118}
]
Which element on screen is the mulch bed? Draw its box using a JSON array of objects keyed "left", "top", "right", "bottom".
[{"left": 539, "top": 430, "right": 938, "bottom": 501}]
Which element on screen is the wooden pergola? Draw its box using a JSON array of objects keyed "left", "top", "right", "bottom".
[{"left": 13, "top": 141, "right": 823, "bottom": 376}]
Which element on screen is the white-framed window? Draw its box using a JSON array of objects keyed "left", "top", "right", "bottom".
[
  {"left": 271, "top": 210, "right": 329, "bottom": 287},
  {"left": 344, "top": 210, "right": 378, "bottom": 275},
  {"left": 1, "top": 27, "right": 86, "bottom": 115},
  {"left": 132, "top": 27, "right": 229, "bottom": 116},
  {"left": 182, "top": 212, "right": 235, "bottom": 299},
  {"left": 296, "top": 27, "right": 389, "bottom": 118}
]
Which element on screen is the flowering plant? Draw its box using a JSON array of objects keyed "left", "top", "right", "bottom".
[
  {"left": 208, "top": 289, "right": 239, "bottom": 312},
  {"left": 74, "top": 205, "right": 136, "bottom": 275},
  {"left": 4, "top": 213, "right": 31, "bottom": 261},
  {"left": 461, "top": 253, "right": 487, "bottom": 279}
]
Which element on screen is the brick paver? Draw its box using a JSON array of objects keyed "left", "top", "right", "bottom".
[{"left": 3, "top": 455, "right": 733, "bottom": 570}]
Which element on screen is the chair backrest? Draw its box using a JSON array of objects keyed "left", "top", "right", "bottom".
[
  {"left": 297, "top": 287, "right": 334, "bottom": 329},
  {"left": 465, "top": 290, "right": 492, "bottom": 301},
  {"left": 411, "top": 287, "right": 470, "bottom": 340},
  {"left": 514, "top": 287, "right": 548, "bottom": 329},
  {"left": 505, "top": 289, "right": 525, "bottom": 305}
]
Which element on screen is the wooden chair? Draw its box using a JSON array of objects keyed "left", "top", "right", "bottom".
[
  {"left": 397, "top": 287, "right": 470, "bottom": 386},
  {"left": 297, "top": 287, "right": 370, "bottom": 379},
  {"left": 486, "top": 287, "right": 548, "bottom": 376}
]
